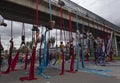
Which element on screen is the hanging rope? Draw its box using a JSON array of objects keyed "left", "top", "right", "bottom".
[
  {"left": 2, "top": 21, "right": 14, "bottom": 74},
  {"left": 48, "top": 0, "right": 52, "bottom": 21},
  {"left": 21, "top": 23, "right": 25, "bottom": 45},
  {"left": 20, "top": 0, "right": 39, "bottom": 81},
  {"left": 58, "top": 0, "right": 65, "bottom": 75},
  {"left": 36, "top": 0, "right": 38, "bottom": 25},
  {"left": 60, "top": 5, "right": 63, "bottom": 41},
  {"left": 69, "top": 12, "right": 73, "bottom": 41},
  {"left": 75, "top": 13, "right": 80, "bottom": 71},
  {"left": 81, "top": 18, "right": 85, "bottom": 68},
  {"left": 48, "top": 0, "right": 52, "bottom": 48},
  {"left": 66, "top": 11, "right": 75, "bottom": 73}
]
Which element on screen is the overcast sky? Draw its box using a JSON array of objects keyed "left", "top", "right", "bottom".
[
  {"left": 0, "top": 0, "right": 120, "bottom": 50},
  {"left": 71, "top": 0, "right": 120, "bottom": 26}
]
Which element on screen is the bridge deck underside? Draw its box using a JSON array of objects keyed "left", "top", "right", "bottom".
[{"left": 0, "top": 0, "right": 104, "bottom": 38}]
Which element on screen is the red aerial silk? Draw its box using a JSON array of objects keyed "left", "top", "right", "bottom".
[
  {"left": 19, "top": 0, "right": 38, "bottom": 81},
  {"left": 66, "top": 12, "right": 75, "bottom": 73},
  {"left": 1, "top": 40, "right": 13, "bottom": 74},
  {"left": 11, "top": 49, "right": 20, "bottom": 71},
  {"left": 19, "top": 47, "right": 37, "bottom": 81},
  {"left": 24, "top": 49, "right": 29, "bottom": 70}
]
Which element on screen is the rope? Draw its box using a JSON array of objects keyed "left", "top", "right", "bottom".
[
  {"left": 20, "top": 0, "right": 39, "bottom": 81},
  {"left": 22, "top": 23, "right": 25, "bottom": 36},
  {"left": 36, "top": 0, "right": 38, "bottom": 25},
  {"left": 1, "top": 21, "right": 14, "bottom": 74},
  {"left": 81, "top": 18, "right": 85, "bottom": 68},
  {"left": 60, "top": 5, "right": 63, "bottom": 41},
  {"left": 59, "top": 3, "right": 64, "bottom": 75},
  {"left": 21, "top": 23, "right": 25, "bottom": 45},
  {"left": 11, "top": 21, "right": 13, "bottom": 38},
  {"left": 75, "top": 13, "right": 80, "bottom": 71},
  {"left": 66, "top": 11, "right": 75, "bottom": 72},
  {"left": 48, "top": 0, "right": 52, "bottom": 42},
  {"left": 76, "top": 14, "right": 79, "bottom": 30},
  {"left": 48, "top": 0, "right": 52, "bottom": 20},
  {"left": 69, "top": 12, "right": 72, "bottom": 41}
]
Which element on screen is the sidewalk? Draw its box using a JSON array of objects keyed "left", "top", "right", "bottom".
[{"left": 0, "top": 61, "right": 120, "bottom": 83}]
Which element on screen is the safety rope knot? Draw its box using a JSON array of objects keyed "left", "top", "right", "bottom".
[
  {"left": 58, "top": 0, "right": 65, "bottom": 6},
  {"left": 32, "top": 25, "right": 39, "bottom": 32},
  {"left": 45, "top": 20, "right": 55, "bottom": 30}
]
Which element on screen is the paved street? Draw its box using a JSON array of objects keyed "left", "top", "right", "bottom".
[{"left": 0, "top": 61, "right": 120, "bottom": 83}]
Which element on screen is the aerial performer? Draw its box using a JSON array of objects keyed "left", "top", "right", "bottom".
[{"left": 75, "top": 30, "right": 81, "bottom": 71}]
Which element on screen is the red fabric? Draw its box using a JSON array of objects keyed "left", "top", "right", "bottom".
[
  {"left": 24, "top": 49, "right": 28, "bottom": 70},
  {"left": 66, "top": 45, "right": 75, "bottom": 73},
  {"left": 59, "top": 5, "right": 65, "bottom": 75},
  {"left": 1, "top": 41, "right": 13, "bottom": 74},
  {"left": 59, "top": 53, "right": 64, "bottom": 75},
  {"left": 20, "top": 47, "right": 37, "bottom": 81},
  {"left": 20, "top": 0, "right": 38, "bottom": 81},
  {"left": 10, "top": 49, "right": 20, "bottom": 71},
  {"left": 85, "top": 55, "right": 89, "bottom": 61},
  {"left": 70, "top": 49, "right": 75, "bottom": 72},
  {"left": 66, "top": 13, "right": 75, "bottom": 73},
  {"left": 109, "top": 51, "right": 113, "bottom": 61}
]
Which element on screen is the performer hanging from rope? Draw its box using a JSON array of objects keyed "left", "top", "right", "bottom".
[
  {"left": 38, "top": 0, "right": 55, "bottom": 79},
  {"left": 51, "top": 23, "right": 59, "bottom": 65},
  {"left": 20, "top": 25, "right": 39, "bottom": 81},
  {"left": 95, "top": 36, "right": 102, "bottom": 65},
  {"left": 106, "top": 31, "right": 113, "bottom": 61},
  {"left": 81, "top": 18, "right": 85, "bottom": 68},
  {"left": 10, "top": 23, "right": 29, "bottom": 71},
  {"left": 85, "top": 30, "right": 90, "bottom": 61},
  {"left": 58, "top": 0, "right": 65, "bottom": 75},
  {"left": 66, "top": 11, "right": 76, "bottom": 73},
  {"left": 99, "top": 25, "right": 106, "bottom": 66},
  {"left": 1, "top": 21, "right": 13, "bottom": 74},
  {"left": 99, "top": 39, "right": 106, "bottom": 66},
  {"left": 39, "top": 27, "right": 44, "bottom": 67},
  {"left": 39, "top": 20, "right": 55, "bottom": 78},
  {"left": 20, "top": 0, "right": 39, "bottom": 81},
  {"left": 65, "top": 42, "right": 70, "bottom": 61}
]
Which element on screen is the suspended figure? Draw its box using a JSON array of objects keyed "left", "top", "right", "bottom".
[
  {"left": 99, "top": 39, "right": 106, "bottom": 66},
  {"left": 65, "top": 42, "right": 70, "bottom": 61},
  {"left": 94, "top": 36, "right": 102, "bottom": 64},
  {"left": 75, "top": 30, "right": 81, "bottom": 71}
]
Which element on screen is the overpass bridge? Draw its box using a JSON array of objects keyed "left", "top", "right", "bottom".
[{"left": 0, "top": 0, "right": 120, "bottom": 55}]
